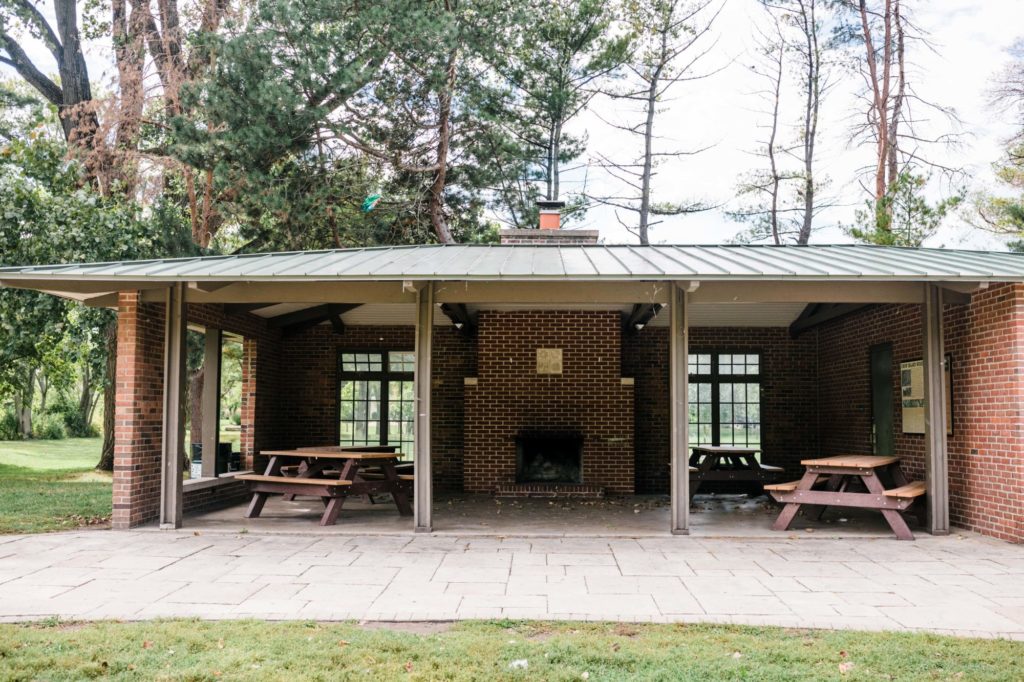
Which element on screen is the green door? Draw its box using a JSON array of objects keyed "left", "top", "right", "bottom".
[{"left": 870, "top": 343, "right": 894, "bottom": 455}]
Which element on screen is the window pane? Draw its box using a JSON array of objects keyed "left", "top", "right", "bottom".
[
  {"left": 688, "top": 353, "right": 712, "bottom": 376},
  {"left": 389, "top": 351, "right": 415, "bottom": 373}
]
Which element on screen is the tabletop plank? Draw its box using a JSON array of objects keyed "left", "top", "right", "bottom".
[
  {"left": 800, "top": 454, "right": 900, "bottom": 468},
  {"left": 260, "top": 449, "right": 401, "bottom": 461},
  {"left": 692, "top": 446, "right": 761, "bottom": 454}
]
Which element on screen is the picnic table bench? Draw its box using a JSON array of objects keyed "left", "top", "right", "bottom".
[
  {"left": 765, "top": 454, "right": 925, "bottom": 540},
  {"left": 239, "top": 448, "right": 413, "bottom": 526},
  {"left": 688, "top": 445, "right": 783, "bottom": 500}
]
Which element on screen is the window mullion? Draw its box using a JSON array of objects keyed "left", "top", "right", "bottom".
[{"left": 711, "top": 354, "right": 721, "bottom": 447}]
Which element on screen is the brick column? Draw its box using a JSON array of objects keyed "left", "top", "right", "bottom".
[
  {"left": 240, "top": 337, "right": 258, "bottom": 471},
  {"left": 112, "top": 292, "right": 166, "bottom": 529}
]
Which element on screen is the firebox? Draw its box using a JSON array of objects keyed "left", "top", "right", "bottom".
[{"left": 515, "top": 433, "right": 583, "bottom": 484}]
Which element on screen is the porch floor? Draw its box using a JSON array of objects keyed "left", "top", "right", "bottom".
[
  {"left": 185, "top": 493, "right": 904, "bottom": 538},
  {"left": 2, "top": 520, "right": 1022, "bottom": 638}
]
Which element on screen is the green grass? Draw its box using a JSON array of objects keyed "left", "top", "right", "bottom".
[
  {"left": 0, "top": 437, "right": 110, "bottom": 534},
  {"left": 0, "top": 437, "right": 103, "bottom": 470},
  {"left": 0, "top": 620, "right": 1020, "bottom": 681}
]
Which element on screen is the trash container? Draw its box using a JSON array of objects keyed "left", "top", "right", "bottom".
[{"left": 191, "top": 443, "right": 233, "bottom": 477}]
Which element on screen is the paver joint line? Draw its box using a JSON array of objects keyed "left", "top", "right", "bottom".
[{"left": 0, "top": 530, "right": 1022, "bottom": 637}]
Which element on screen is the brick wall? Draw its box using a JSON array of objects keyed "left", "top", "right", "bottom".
[
  {"left": 113, "top": 299, "right": 283, "bottom": 528},
  {"left": 112, "top": 293, "right": 166, "bottom": 529},
  {"left": 276, "top": 324, "right": 475, "bottom": 493},
  {"left": 182, "top": 479, "right": 250, "bottom": 515},
  {"left": 623, "top": 326, "right": 819, "bottom": 494},
  {"left": 817, "top": 285, "right": 1024, "bottom": 542},
  {"left": 464, "top": 311, "right": 634, "bottom": 494}
]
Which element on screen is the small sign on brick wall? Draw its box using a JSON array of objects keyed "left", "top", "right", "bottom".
[{"left": 536, "top": 348, "right": 563, "bottom": 374}]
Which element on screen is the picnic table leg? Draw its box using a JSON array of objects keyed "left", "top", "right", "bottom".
[
  {"left": 806, "top": 474, "right": 845, "bottom": 521},
  {"left": 862, "top": 470, "right": 915, "bottom": 540},
  {"left": 771, "top": 470, "right": 819, "bottom": 531},
  {"left": 320, "top": 495, "right": 347, "bottom": 526},
  {"left": 283, "top": 460, "right": 314, "bottom": 502},
  {"left": 381, "top": 461, "right": 414, "bottom": 516},
  {"left": 244, "top": 456, "right": 282, "bottom": 518},
  {"left": 245, "top": 492, "right": 269, "bottom": 518}
]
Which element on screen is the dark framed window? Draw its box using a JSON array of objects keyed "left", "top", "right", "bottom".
[
  {"left": 688, "top": 351, "right": 762, "bottom": 448},
  {"left": 339, "top": 351, "right": 415, "bottom": 458}
]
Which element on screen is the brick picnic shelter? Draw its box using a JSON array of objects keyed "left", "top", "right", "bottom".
[{"left": 3, "top": 224, "right": 1024, "bottom": 542}]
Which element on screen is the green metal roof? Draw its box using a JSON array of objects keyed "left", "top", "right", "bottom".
[{"left": 1, "top": 244, "right": 1023, "bottom": 283}]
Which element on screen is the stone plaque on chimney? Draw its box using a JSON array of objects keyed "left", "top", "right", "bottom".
[{"left": 536, "top": 348, "right": 563, "bottom": 374}]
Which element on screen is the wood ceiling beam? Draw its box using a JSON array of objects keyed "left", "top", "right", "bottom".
[
  {"left": 266, "top": 303, "right": 361, "bottom": 335},
  {"left": 624, "top": 303, "right": 663, "bottom": 333},
  {"left": 223, "top": 303, "right": 276, "bottom": 316},
  {"left": 789, "top": 303, "right": 872, "bottom": 338},
  {"left": 439, "top": 303, "right": 476, "bottom": 336}
]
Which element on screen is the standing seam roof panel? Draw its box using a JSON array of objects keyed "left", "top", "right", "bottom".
[
  {"left": 862, "top": 246, "right": 998, "bottom": 276},
  {"left": 558, "top": 248, "right": 600, "bottom": 277},
  {"left": 689, "top": 245, "right": 765, "bottom": 275},
  {"left": 836, "top": 245, "right": 958, "bottom": 276},
  {"left": 301, "top": 249, "right": 389, "bottom": 277},
  {"left": 739, "top": 247, "right": 843, "bottom": 276},
  {"left": 572, "top": 248, "right": 633, "bottom": 276},
  {"left": 797, "top": 247, "right": 899, "bottom": 276},
  {"left": 648, "top": 246, "right": 734, "bottom": 275}
]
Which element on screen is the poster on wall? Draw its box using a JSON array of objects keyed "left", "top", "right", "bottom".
[{"left": 900, "top": 357, "right": 952, "bottom": 435}]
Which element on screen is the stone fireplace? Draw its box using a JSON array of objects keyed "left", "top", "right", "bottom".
[{"left": 463, "top": 310, "right": 635, "bottom": 496}]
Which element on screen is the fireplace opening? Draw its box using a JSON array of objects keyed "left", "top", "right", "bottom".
[{"left": 516, "top": 433, "right": 583, "bottom": 484}]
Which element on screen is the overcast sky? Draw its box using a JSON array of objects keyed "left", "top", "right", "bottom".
[
  {"left": 570, "top": 0, "right": 1024, "bottom": 248},
  {"left": 2, "top": 0, "right": 1022, "bottom": 249}
]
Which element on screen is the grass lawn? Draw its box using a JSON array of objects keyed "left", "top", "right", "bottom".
[
  {"left": 0, "top": 620, "right": 1020, "bottom": 681},
  {"left": 0, "top": 437, "right": 110, "bottom": 534}
]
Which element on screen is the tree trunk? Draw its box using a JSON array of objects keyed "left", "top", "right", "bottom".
[
  {"left": 427, "top": 49, "right": 458, "bottom": 244},
  {"left": 189, "top": 366, "right": 204, "bottom": 448},
  {"left": 767, "top": 28, "right": 785, "bottom": 246},
  {"left": 797, "top": 0, "right": 819, "bottom": 245},
  {"left": 551, "top": 121, "right": 562, "bottom": 201},
  {"left": 37, "top": 371, "right": 49, "bottom": 415},
  {"left": 78, "top": 364, "right": 93, "bottom": 432},
  {"left": 886, "top": 0, "right": 905, "bottom": 197},
  {"left": 16, "top": 368, "right": 35, "bottom": 438},
  {"left": 54, "top": 0, "right": 97, "bottom": 152},
  {"left": 639, "top": 69, "right": 659, "bottom": 245},
  {"left": 97, "top": 323, "right": 117, "bottom": 471}
]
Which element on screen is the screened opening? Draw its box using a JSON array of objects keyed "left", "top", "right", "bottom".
[
  {"left": 339, "top": 351, "right": 415, "bottom": 458},
  {"left": 688, "top": 352, "right": 762, "bottom": 449}
]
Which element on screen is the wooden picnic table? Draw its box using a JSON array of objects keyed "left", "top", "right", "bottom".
[
  {"left": 688, "top": 445, "right": 783, "bottom": 500},
  {"left": 765, "top": 454, "right": 925, "bottom": 541},
  {"left": 238, "top": 448, "right": 413, "bottom": 526}
]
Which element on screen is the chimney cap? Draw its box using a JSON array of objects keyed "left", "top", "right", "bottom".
[{"left": 536, "top": 199, "right": 566, "bottom": 211}]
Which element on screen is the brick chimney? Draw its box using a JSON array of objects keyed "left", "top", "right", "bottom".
[{"left": 500, "top": 200, "right": 599, "bottom": 245}]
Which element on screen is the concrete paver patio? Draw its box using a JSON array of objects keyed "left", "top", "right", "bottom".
[{"left": 1, "top": 529, "right": 1022, "bottom": 639}]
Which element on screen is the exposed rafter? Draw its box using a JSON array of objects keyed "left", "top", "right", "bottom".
[
  {"left": 440, "top": 303, "right": 476, "bottom": 336},
  {"left": 266, "top": 304, "right": 361, "bottom": 335},
  {"left": 224, "top": 303, "right": 275, "bottom": 316},
  {"left": 624, "top": 303, "right": 663, "bottom": 333},
  {"left": 789, "top": 303, "right": 871, "bottom": 339}
]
